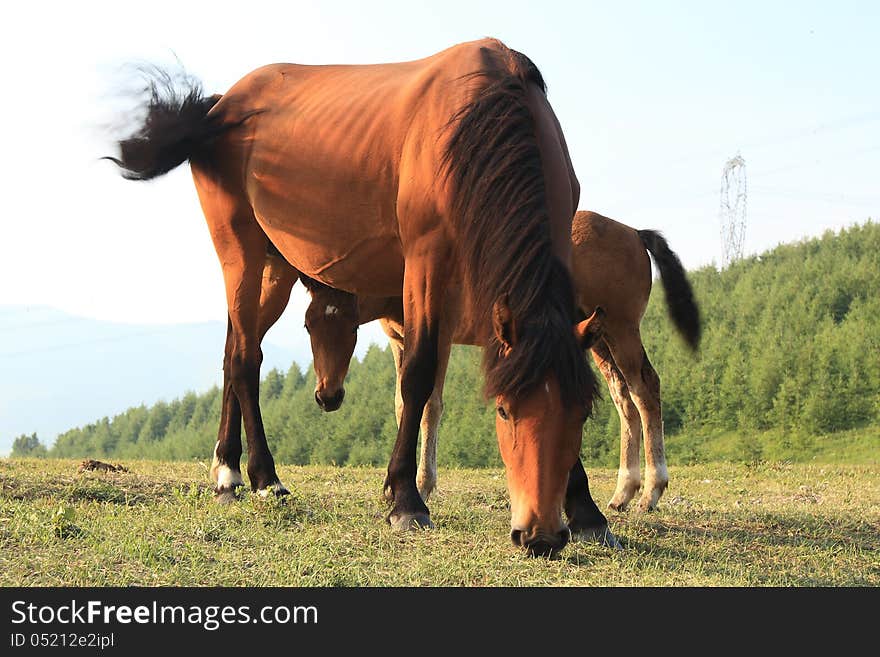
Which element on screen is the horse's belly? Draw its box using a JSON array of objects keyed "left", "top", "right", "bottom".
[
  {"left": 246, "top": 121, "right": 405, "bottom": 296},
  {"left": 258, "top": 216, "right": 404, "bottom": 297}
]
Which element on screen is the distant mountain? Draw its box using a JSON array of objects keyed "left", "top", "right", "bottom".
[{"left": 0, "top": 306, "right": 305, "bottom": 455}]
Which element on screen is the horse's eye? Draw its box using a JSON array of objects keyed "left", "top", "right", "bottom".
[{"left": 496, "top": 405, "right": 509, "bottom": 421}]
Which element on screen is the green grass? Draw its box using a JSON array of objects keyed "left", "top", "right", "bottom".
[{"left": 1, "top": 458, "right": 878, "bottom": 586}]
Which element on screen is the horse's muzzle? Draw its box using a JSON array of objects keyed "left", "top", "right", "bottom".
[
  {"left": 315, "top": 387, "right": 345, "bottom": 412},
  {"left": 511, "top": 526, "right": 571, "bottom": 558}
]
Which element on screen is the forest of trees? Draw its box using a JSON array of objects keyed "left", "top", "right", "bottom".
[{"left": 16, "top": 220, "right": 879, "bottom": 467}]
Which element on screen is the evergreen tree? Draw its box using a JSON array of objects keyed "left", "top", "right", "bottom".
[
  {"left": 44, "top": 220, "right": 880, "bottom": 466},
  {"left": 11, "top": 432, "right": 47, "bottom": 457}
]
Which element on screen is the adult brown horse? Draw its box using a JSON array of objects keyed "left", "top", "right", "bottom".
[
  {"left": 106, "top": 39, "right": 602, "bottom": 556},
  {"left": 299, "top": 211, "right": 700, "bottom": 513}
]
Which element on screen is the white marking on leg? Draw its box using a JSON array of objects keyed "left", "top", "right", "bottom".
[
  {"left": 212, "top": 442, "right": 244, "bottom": 489},
  {"left": 257, "top": 481, "right": 290, "bottom": 497},
  {"left": 639, "top": 412, "right": 668, "bottom": 510},
  {"left": 608, "top": 391, "right": 642, "bottom": 510},
  {"left": 417, "top": 394, "right": 442, "bottom": 501},
  {"left": 649, "top": 463, "right": 669, "bottom": 486},
  {"left": 609, "top": 465, "right": 641, "bottom": 511},
  {"left": 391, "top": 341, "right": 404, "bottom": 428},
  {"left": 643, "top": 462, "right": 669, "bottom": 508},
  {"left": 216, "top": 465, "right": 244, "bottom": 489},
  {"left": 618, "top": 466, "right": 640, "bottom": 491}
]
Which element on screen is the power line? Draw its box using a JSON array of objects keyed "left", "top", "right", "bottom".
[
  {"left": 749, "top": 185, "right": 880, "bottom": 207},
  {"left": 584, "top": 110, "right": 880, "bottom": 185}
]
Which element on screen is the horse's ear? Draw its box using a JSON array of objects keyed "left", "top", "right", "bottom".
[
  {"left": 493, "top": 296, "right": 516, "bottom": 356},
  {"left": 575, "top": 306, "right": 605, "bottom": 350}
]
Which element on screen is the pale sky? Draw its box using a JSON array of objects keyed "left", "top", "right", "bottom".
[{"left": 1, "top": 1, "right": 878, "bottom": 355}]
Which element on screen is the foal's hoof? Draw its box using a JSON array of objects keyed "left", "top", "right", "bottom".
[
  {"left": 607, "top": 489, "right": 638, "bottom": 512},
  {"left": 636, "top": 497, "right": 659, "bottom": 513},
  {"left": 214, "top": 486, "right": 242, "bottom": 504},
  {"left": 636, "top": 487, "right": 665, "bottom": 513},
  {"left": 388, "top": 511, "right": 434, "bottom": 531},
  {"left": 257, "top": 482, "right": 290, "bottom": 498},
  {"left": 571, "top": 525, "right": 624, "bottom": 550}
]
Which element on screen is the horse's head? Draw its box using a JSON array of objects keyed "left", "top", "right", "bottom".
[
  {"left": 303, "top": 283, "right": 360, "bottom": 412},
  {"left": 491, "top": 300, "right": 605, "bottom": 557}
]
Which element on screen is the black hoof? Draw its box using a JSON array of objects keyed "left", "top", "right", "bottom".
[
  {"left": 387, "top": 511, "right": 433, "bottom": 531},
  {"left": 570, "top": 524, "right": 624, "bottom": 550}
]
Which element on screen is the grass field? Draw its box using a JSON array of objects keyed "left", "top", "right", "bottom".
[{"left": 1, "top": 458, "right": 877, "bottom": 586}]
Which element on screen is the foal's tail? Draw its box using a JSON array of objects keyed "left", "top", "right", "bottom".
[
  {"left": 102, "top": 67, "right": 245, "bottom": 181},
  {"left": 638, "top": 229, "right": 701, "bottom": 351}
]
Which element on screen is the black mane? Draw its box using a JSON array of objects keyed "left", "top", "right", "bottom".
[{"left": 442, "top": 44, "right": 594, "bottom": 409}]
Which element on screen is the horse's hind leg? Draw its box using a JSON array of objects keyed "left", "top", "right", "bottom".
[
  {"left": 610, "top": 332, "right": 667, "bottom": 511},
  {"left": 228, "top": 252, "right": 288, "bottom": 494},
  {"left": 592, "top": 340, "right": 643, "bottom": 511},
  {"left": 212, "top": 254, "right": 297, "bottom": 502},
  {"left": 258, "top": 253, "right": 298, "bottom": 342},
  {"left": 212, "top": 317, "right": 245, "bottom": 502},
  {"left": 195, "top": 171, "right": 287, "bottom": 497}
]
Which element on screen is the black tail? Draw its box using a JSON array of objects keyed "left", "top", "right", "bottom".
[
  {"left": 638, "top": 229, "right": 701, "bottom": 351},
  {"left": 102, "top": 67, "right": 236, "bottom": 181}
]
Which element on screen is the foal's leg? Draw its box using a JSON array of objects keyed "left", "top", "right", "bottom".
[
  {"left": 610, "top": 331, "right": 667, "bottom": 511},
  {"left": 389, "top": 336, "right": 404, "bottom": 429},
  {"left": 211, "top": 255, "right": 297, "bottom": 501},
  {"left": 592, "top": 340, "right": 643, "bottom": 511},
  {"left": 632, "top": 350, "right": 666, "bottom": 511}
]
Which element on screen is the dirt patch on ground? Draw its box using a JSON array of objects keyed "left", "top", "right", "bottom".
[{"left": 78, "top": 459, "right": 129, "bottom": 474}]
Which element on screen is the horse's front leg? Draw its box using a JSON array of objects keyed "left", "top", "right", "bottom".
[
  {"left": 384, "top": 330, "right": 447, "bottom": 504},
  {"left": 383, "top": 259, "right": 448, "bottom": 530},
  {"left": 416, "top": 341, "right": 449, "bottom": 502},
  {"left": 565, "top": 458, "right": 623, "bottom": 549}
]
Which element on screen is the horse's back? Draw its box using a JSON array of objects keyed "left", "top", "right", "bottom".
[
  {"left": 572, "top": 211, "right": 652, "bottom": 327},
  {"left": 199, "top": 38, "right": 528, "bottom": 296}
]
